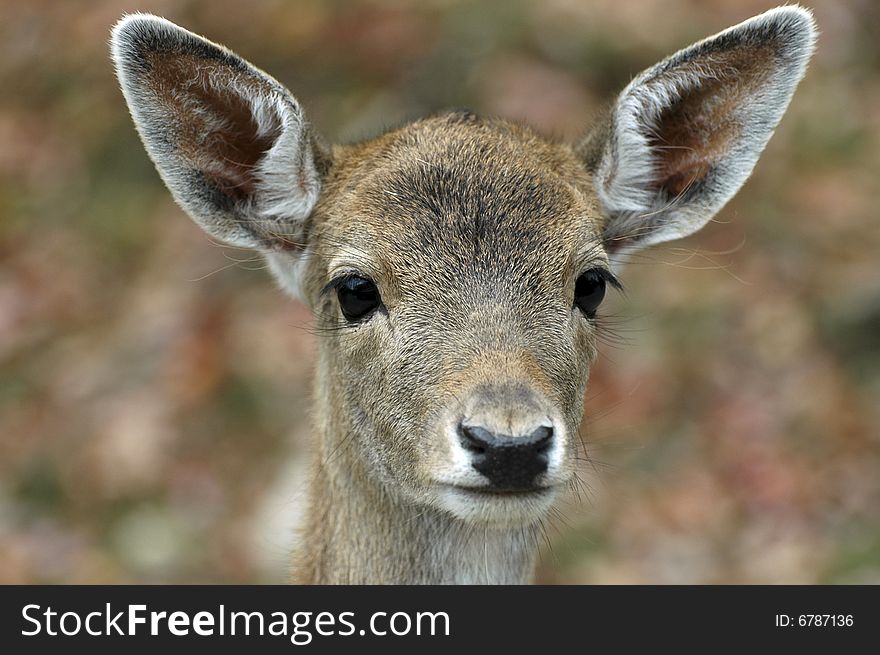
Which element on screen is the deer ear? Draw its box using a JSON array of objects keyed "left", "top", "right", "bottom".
[
  {"left": 111, "top": 14, "right": 328, "bottom": 254},
  {"left": 579, "top": 6, "right": 816, "bottom": 264}
]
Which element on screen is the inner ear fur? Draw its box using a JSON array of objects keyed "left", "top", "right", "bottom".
[
  {"left": 146, "top": 52, "right": 283, "bottom": 200},
  {"left": 648, "top": 44, "right": 774, "bottom": 201}
]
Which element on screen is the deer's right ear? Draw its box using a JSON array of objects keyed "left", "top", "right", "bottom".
[
  {"left": 578, "top": 6, "right": 816, "bottom": 267},
  {"left": 111, "top": 14, "right": 327, "bottom": 256}
]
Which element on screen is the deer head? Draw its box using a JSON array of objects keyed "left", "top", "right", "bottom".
[{"left": 111, "top": 8, "right": 815, "bottom": 541}]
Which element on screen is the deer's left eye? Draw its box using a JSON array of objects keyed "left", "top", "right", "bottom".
[
  {"left": 336, "top": 276, "right": 381, "bottom": 322},
  {"left": 574, "top": 269, "right": 610, "bottom": 318}
]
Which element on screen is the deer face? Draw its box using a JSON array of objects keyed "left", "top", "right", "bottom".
[
  {"left": 299, "top": 116, "right": 615, "bottom": 523},
  {"left": 112, "top": 9, "right": 815, "bottom": 527}
]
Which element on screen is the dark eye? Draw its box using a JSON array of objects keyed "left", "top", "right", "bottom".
[
  {"left": 336, "top": 276, "right": 381, "bottom": 322},
  {"left": 574, "top": 269, "right": 608, "bottom": 318}
]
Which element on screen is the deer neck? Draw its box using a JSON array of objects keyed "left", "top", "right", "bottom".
[{"left": 291, "top": 366, "right": 540, "bottom": 584}]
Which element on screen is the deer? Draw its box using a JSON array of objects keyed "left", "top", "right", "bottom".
[{"left": 111, "top": 6, "right": 816, "bottom": 584}]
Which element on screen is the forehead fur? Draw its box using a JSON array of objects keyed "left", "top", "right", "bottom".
[{"left": 315, "top": 111, "right": 605, "bottom": 294}]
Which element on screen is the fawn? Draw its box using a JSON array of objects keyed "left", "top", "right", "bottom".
[{"left": 111, "top": 7, "right": 816, "bottom": 583}]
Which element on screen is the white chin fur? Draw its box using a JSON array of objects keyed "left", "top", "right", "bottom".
[{"left": 432, "top": 486, "right": 560, "bottom": 527}]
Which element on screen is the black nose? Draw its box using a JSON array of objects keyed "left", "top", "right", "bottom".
[{"left": 458, "top": 423, "right": 553, "bottom": 491}]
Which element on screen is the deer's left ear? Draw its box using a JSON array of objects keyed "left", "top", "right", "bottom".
[
  {"left": 579, "top": 6, "right": 816, "bottom": 262},
  {"left": 111, "top": 14, "right": 328, "bottom": 254}
]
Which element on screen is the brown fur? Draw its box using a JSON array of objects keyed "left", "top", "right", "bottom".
[
  {"left": 648, "top": 44, "right": 775, "bottom": 198},
  {"left": 291, "top": 115, "right": 605, "bottom": 582}
]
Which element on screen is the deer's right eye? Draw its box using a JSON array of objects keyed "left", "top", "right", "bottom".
[
  {"left": 336, "top": 276, "right": 381, "bottom": 322},
  {"left": 574, "top": 268, "right": 622, "bottom": 319}
]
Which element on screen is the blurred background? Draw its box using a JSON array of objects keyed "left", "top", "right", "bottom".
[{"left": 1, "top": 0, "right": 878, "bottom": 584}]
